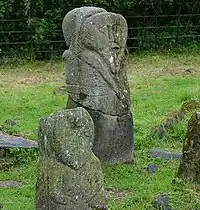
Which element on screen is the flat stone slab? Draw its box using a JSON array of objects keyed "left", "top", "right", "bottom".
[
  {"left": 0, "top": 131, "right": 38, "bottom": 148},
  {"left": 147, "top": 164, "right": 158, "bottom": 176},
  {"left": 0, "top": 181, "right": 21, "bottom": 187},
  {"left": 149, "top": 148, "right": 182, "bottom": 160}
]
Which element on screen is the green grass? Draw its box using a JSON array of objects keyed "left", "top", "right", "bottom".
[
  {"left": 0, "top": 51, "right": 200, "bottom": 209},
  {"left": 0, "top": 84, "right": 66, "bottom": 139},
  {"left": 0, "top": 163, "right": 36, "bottom": 210}
]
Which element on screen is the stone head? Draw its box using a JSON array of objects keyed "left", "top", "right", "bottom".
[
  {"left": 62, "top": 7, "right": 106, "bottom": 47},
  {"left": 38, "top": 107, "right": 94, "bottom": 169},
  {"left": 62, "top": 7, "right": 128, "bottom": 73}
]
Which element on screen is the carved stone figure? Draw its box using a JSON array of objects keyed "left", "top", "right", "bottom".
[
  {"left": 177, "top": 112, "right": 200, "bottom": 184},
  {"left": 36, "top": 108, "right": 107, "bottom": 210},
  {"left": 62, "top": 7, "right": 133, "bottom": 164}
]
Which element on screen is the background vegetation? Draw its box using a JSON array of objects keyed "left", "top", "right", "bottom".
[{"left": 1, "top": 0, "right": 200, "bottom": 59}]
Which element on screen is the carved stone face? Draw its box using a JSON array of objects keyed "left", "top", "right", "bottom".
[
  {"left": 108, "top": 24, "right": 126, "bottom": 73},
  {"left": 80, "top": 12, "right": 128, "bottom": 74},
  {"left": 62, "top": 8, "right": 127, "bottom": 74},
  {"left": 62, "top": 8, "right": 130, "bottom": 115}
]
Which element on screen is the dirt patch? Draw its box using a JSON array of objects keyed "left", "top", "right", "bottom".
[
  {"left": 0, "top": 71, "right": 65, "bottom": 89},
  {"left": 151, "top": 67, "right": 198, "bottom": 77},
  {"left": 0, "top": 61, "right": 65, "bottom": 88}
]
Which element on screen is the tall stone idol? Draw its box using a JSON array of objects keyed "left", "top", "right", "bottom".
[
  {"left": 62, "top": 7, "right": 133, "bottom": 164},
  {"left": 36, "top": 108, "right": 107, "bottom": 209}
]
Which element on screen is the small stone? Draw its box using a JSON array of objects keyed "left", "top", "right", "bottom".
[
  {"left": 149, "top": 148, "right": 182, "bottom": 160},
  {"left": 147, "top": 164, "right": 157, "bottom": 175},
  {"left": 0, "top": 181, "right": 21, "bottom": 187},
  {"left": 153, "top": 194, "right": 173, "bottom": 210},
  {"left": 0, "top": 131, "right": 38, "bottom": 148}
]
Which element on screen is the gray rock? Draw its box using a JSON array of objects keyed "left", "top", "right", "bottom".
[
  {"left": 63, "top": 7, "right": 133, "bottom": 164},
  {"left": 153, "top": 194, "right": 173, "bottom": 210},
  {"left": 0, "top": 181, "right": 21, "bottom": 187},
  {"left": 147, "top": 164, "right": 157, "bottom": 176},
  {"left": 0, "top": 131, "right": 38, "bottom": 148},
  {"left": 36, "top": 107, "right": 107, "bottom": 210},
  {"left": 177, "top": 112, "right": 200, "bottom": 183},
  {"left": 149, "top": 148, "right": 182, "bottom": 160}
]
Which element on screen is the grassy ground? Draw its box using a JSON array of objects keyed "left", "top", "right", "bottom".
[{"left": 0, "top": 50, "right": 200, "bottom": 209}]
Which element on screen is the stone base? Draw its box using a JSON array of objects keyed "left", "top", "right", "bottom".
[
  {"left": 89, "top": 110, "right": 133, "bottom": 164},
  {"left": 36, "top": 156, "right": 107, "bottom": 210},
  {"left": 67, "top": 98, "right": 134, "bottom": 164}
]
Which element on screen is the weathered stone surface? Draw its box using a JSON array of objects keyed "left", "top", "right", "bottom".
[
  {"left": 0, "top": 131, "right": 38, "bottom": 148},
  {"left": 90, "top": 110, "right": 133, "bottom": 164},
  {"left": 36, "top": 107, "right": 107, "bottom": 210},
  {"left": 63, "top": 7, "right": 133, "bottom": 164},
  {"left": 177, "top": 112, "right": 200, "bottom": 183},
  {"left": 149, "top": 148, "right": 182, "bottom": 160},
  {"left": 63, "top": 6, "right": 130, "bottom": 116}
]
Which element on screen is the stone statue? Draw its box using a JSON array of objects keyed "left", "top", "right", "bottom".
[
  {"left": 62, "top": 7, "right": 133, "bottom": 164},
  {"left": 177, "top": 112, "right": 200, "bottom": 184},
  {"left": 36, "top": 107, "right": 107, "bottom": 210}
]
